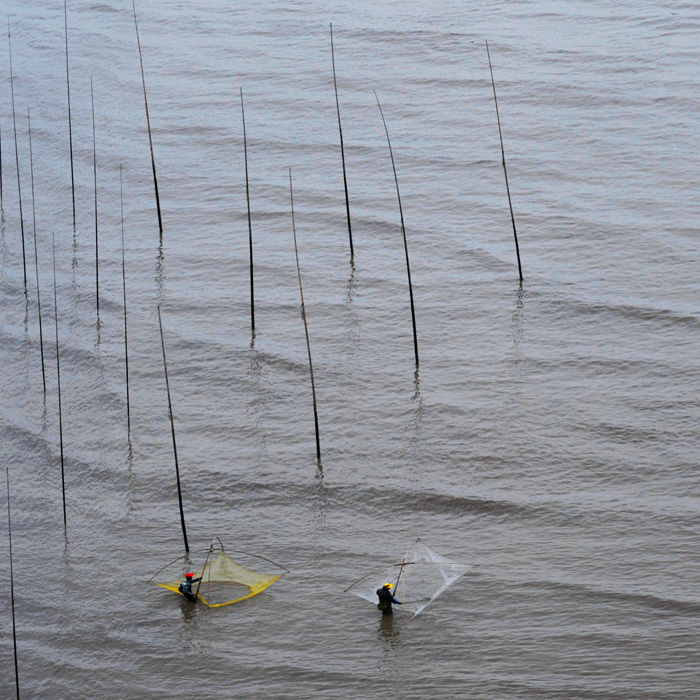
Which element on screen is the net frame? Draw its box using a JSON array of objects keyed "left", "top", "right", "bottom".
[
  {"left": 344, "top": 538, "right": 474, "bottom": 617},
  {"left": 152, "top": 542, "right": 288, "bottom": 608}
]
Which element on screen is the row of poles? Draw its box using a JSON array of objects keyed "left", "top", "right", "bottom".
[
  {"left": 4, "top": 5, "right": 129, "bottom": 696},
  {"left": 3, "top": 2, "right": 523, "bottom": 694}
]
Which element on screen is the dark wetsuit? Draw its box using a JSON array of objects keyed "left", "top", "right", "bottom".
[
  {"left": 376, "top": 586, "right": 402, "bottom": 615},
  {"left": 178, "top": 577, "right": 201, "bottom": 603}
]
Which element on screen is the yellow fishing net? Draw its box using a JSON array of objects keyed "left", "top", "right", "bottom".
[{"left": 157, "top": 550, "right": 284, "bottom": 608}]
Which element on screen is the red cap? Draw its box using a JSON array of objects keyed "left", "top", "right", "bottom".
[{"left": 185, "top": 573, "right": 194, "bottom": 578}]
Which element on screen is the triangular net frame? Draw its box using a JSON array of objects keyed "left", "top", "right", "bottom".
[
  {"left": 154, "top": 546, "right": 286, "bottom": 608},
  {"left": 344, "top": 538, "right": 472, "bottom": 617}
]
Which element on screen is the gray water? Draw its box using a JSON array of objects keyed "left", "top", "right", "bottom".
[{"left": 1, "top": 0, "right": 699, "bottom": 697}]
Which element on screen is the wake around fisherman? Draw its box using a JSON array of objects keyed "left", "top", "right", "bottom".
[{"left": 376, "top": 582, "right": 403, "bottom": 615}]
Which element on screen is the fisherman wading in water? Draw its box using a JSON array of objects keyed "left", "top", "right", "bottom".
[
  {"left": 178, "top": 572, "right": 201, "bottom": 603},
  {"left": 376, "top": 582, "right": 403, "bottom": 615}
]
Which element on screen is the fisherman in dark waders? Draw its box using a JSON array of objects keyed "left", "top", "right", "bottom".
[
  {"left": 178, "top": 573, "right": 201, "bottom": 603},
  {"left": 376, "top": 582, "right": 403, "bottom": 615}
]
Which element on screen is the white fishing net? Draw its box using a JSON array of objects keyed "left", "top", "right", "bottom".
[{"left": 345, "top": 538, "right": 473, "bottom": 617}]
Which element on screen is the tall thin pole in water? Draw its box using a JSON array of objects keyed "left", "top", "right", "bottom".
[
  {"left": 91, "top": 78, "right": 99, "bottom": 319},
  {"left": 330, "top": 23, "right": 353, "bottom": 261},
  {"left": 6, "top": 468, "right": 20, "bottom": 699},
  {"left": 28, "top": 109, "right": 46, "bottom": 393},
  {"left": 63, "top": 0, "right": 75, "bottom": 232},
  {"left": 486, "top": 39, "right": 523, "bottom": 283},
  {"left": 1, "top": 120, "right": 4, "bottom": 212},
  {"left": 132, "top": 0, "right": 163, "bottom": 241},
  {"left": 289, "top": 168, "right": 321, "bottom": 466},
  {"left": 240, "top": 88, "right": 254, "bottom": 339},
  {"left": 193, "top": 543, "right": 214, "bottom": 602},
  {"left": 120, "top": 165, "right": 130, "bottom": 439},
  {"left": 52, "top": 234, "right": 67, "bottom": 531},
  {"left": 157, "top": 306, "right": 189, "bottom": 552},
  {"left": 374, "top": 91, "right": 419, "bottom": 369},
  {"left": 8, "top": 19, "right": 27, "bottom": 293}
]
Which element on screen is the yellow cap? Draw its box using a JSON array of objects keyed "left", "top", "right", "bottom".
[{"left": 383, "top": 583, "right": 393, "bottom": 589}]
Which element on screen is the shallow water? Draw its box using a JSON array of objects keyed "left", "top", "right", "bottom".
[{"left": 1, "top": 0, "right": 699, "bottom": 698}]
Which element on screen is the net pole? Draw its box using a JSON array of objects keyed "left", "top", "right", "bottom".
[
  {"left": 374, "top": 90, "right": 418, "bottom": 369},
  {"left": 53, "top": 234, "right": 67, "bottom": 532},
  {"left": 8, "top": 18, "right": 27, "bottom": 294},
  {"left": 240, "top": 88, "right": 255, "bottom": 341},
  {"left": 289, "top": 167, "right": 322, "bottom": 467},
  {"left": 395, "top": 557, "right": 406, "bottom": 607},
  {"left": 132, "top": 0, "right": 163, "bottom": 242},
  {"left": 402, "top": 561, "right": 406, "bottom": 619},
  {"left": 63, "top": 0, "right": 76, "bottom": 233},
  {"left": 6, "top": 468, "right": 20, "bottom": 699},
  {"left": 194, "top": 544, "right": 214, "bottom": 602},
  {"left": 330, "top": 23, "right": 353, "bottom": 261},
  {"left": 27, "top": 108, "right": 46, "bottom": 395},
  {"left": 394, "top": 540, "right": 415, "bottom": 609},
  {"left": 390, "top": 555, "right": 407, "bottom": 614},
  {"left": 157, "top": 306, "right": 188, "bottom": 552},
  {"left": 486, "top": 39, "right": 523, "bottom": 282},
  {"left": 91, "top": 77, "right": 99, "bottom": 323},
  {"left": 120, "top": 164, "right": 131, "bottom": 440}
]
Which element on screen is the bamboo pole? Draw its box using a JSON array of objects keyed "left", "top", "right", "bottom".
[
  {"left": 486, "top": 39, "right": 523, "bottom": 282},
  {"left": 374, "top": 91, "right": 419, "bottom": 369},
  {"left": 157, "top": 306, "right": 189, "bottom": 552},
  {"left": 330, "top": 24, "right": 353, "bottom": 261},
  {"left": 132, "top": 0, "right": 163, "bottom": 242},
  {"left": 6, "top": 468, "right": 21, "bottom": 699},
  {"left": 1, "top": 119, "right": 4, "bottom": 212},
  {"left": 63, "top": 0, "right": 76, "bottom": 233},
  {"left": 193, "top": 543, "right": 214, "bottom": 603},
  {"left": 52, "top": 234, "right": 67, "bottom": 531},
  {"left": 240, "top": 88, "right": 255, "bottom": 339},
  {"left": 91, "top": 78, "right": 99, "bottom": 319},
  {"left": 27, "top": 109, "right": 46, "bottom": 393},
  {"left": 120, "top": 165, "right": 130, "bottom": 439},
  {"left": 400, "top": 556, "right": 406, "bottom": 618},
  {"left": 288, "top": 168, "right": 321, "bottom": 466},
  {"left": 8, "top": 19, "right": 27, "bottom": 293}
]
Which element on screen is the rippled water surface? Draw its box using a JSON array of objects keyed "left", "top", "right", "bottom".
[{"left": 1, "top": 1, "right": 699, "bottom": 698}]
